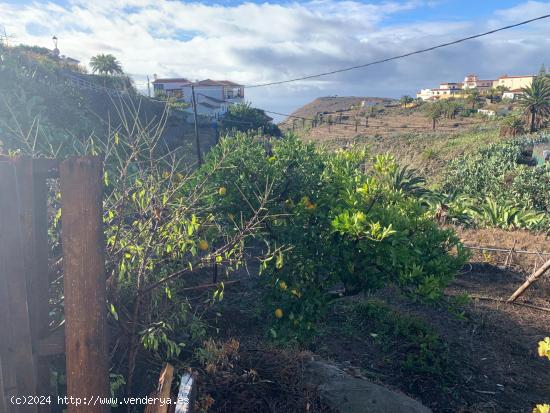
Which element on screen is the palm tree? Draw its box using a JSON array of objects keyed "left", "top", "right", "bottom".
[
  {"left": 486, "top": 87, "right": 497, "bottom": 103},
  {"left": 424, "top": 102, "right": 443, "bottom": 130},
  {"left": 400, "top": 95, "right": 414, "bottom": 107},
  {"left": 500, "top": 116, "right": 525, "bottom": 137},
  {"left": 465, "top": 88, "right": 481, "bottom": 110},
  {"left": 90, "top": 54, "right": 123, "bottom": 75},
  {"left": 518, "top": 77, "right": 550, "bottom": 132}
]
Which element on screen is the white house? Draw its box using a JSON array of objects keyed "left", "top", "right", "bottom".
[
  {"left": 416, "top": 82, "right": 464, "bottom": 100},
  {"left": 152, "top": 77, "right": 245, "bottom": 117},
  {"left": 152, "top": 77, "right": 191, "bottom": 98},
  {"left": 416, "top": 74, "right": 501, "bottom": 101},
  {"left": 502, "top": 89, "right": 525, "bottom": 100}
]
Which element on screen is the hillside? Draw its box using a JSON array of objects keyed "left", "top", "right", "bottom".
[
  {"left": 280, "top": 97, "right": 513, "bottom": 181},
  {"left": 0, "top": 44, "right": 217, "bottom": 159},
  {"left": 280, "top": 96, "right": 394, "bottom": 121}
]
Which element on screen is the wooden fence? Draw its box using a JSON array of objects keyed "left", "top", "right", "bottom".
[{"left": 0, "top": 156, "right": 109, "bottom": 413}]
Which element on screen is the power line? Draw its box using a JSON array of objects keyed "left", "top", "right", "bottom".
[{"left": 246, "top": 14, "right": 550, "bottom": 88}]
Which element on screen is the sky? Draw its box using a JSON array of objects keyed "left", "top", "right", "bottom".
[{"left": 1, "top": 0, "right": 550, "bottom": 116}]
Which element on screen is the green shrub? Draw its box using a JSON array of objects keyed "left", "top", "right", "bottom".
[
  {"left": 443, "top": 134, "right": 550, "bottom": 215},
  {"left": 510, "top": 164, "right": 550, "bottom": 211},
  {"left": 469, "top": 197, "right": 548, "bottom": 230},
  {"left": 426, "top": 193, "right": 548, "bottom": 231},
  {"left": 221, "top": 103, "right": 281, "bottom": 136},
  {"left": 193, "top": 134, "right": 468, "bottom": 341}
]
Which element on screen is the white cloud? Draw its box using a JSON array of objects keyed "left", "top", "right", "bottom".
[{"left": 1, "top": 0, "right": 549, "bottom": 114}]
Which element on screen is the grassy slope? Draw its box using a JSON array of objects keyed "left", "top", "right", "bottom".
[
  {"left": 352, "top": 126, "right": 502, "bottom": 183},
  {"left": 281, "top": 98, "right": 508, "bottom": 183}
]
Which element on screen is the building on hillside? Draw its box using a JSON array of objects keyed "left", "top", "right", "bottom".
[
  {"left": 493, "top": 75, "right": 534, "bottom": 91},
  {"left": 416, "top": 88, "right": 434, "bottom": 100},
  {"left": 440, "top": 82, "right": 463, "bottom": 90},
  {"left": 502, "top": 89, "right": 525, "bottom": 100},
  {"left": 152, "top": 77, "right": 191, "bottom": 98},
  {"left": 462, "top": 74, "right": 493, "bottom": 91},
  {"left": 416, "top": 73, "right": 536, "bottom": 101},
  {"left": 416, "top": 82, "right": 464, "bottom": 100},
  {"left": 151, "top": 77, "right": 245, "bottom": 117}
]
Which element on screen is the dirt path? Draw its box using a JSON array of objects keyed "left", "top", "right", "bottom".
[{"left": 200, "top": 258, "right": 550, "bottom": 412}]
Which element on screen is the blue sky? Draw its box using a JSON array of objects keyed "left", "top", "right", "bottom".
[{"left": 1, "top": 0, "right": 549, "bottom": 115}]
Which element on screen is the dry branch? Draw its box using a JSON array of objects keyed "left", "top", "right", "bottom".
[{"left": 507, "top": 258, "right": 550, "bottom": 302}]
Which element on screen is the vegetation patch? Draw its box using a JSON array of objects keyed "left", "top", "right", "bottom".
[
  {"left": 438, "top": 134, "right": 550, "bottom": 231},
  {"left": 351, "top": 298, "right": 452, "bottom": 389}
]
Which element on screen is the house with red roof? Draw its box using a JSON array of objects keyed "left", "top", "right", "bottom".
[
  {"left": 152, "top": 76, "right": 245, "bottom": 116},
  {"left": 416, "top": 73, "right": 535, "bottom": 101}
]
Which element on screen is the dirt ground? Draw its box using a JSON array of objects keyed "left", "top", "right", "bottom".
[
  {"left": 316, "top": 266, "right": 550, "bottom": 413},
  {"left": 298, "top": 111, "right": 489, "bottom": 144},
  {"left": 190, "top": 228, "right": 550, "bottom": 413},
  {"left": 281, "top": 102, "right": 495, "bottom": 142},
  {"left": 455, "top": 227, "right": 550, "bottom": 274}
]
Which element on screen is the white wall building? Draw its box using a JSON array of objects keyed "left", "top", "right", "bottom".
[
  {"left": 502, "top": 89, "right": 524, "bottom": 100},
  {"left": 416, "top": 74, "right": 506, "bottom": 101},
  {"left": 152, "top": 77, "right": 191, "bottom": 98},
  {"left": 462, "top": 74, "right": 493, "bottom": 91},
  {"left": 152, "top": 77, "right": 245, "bottom": 117}
]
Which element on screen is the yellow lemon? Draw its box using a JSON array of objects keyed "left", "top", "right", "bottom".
[
  {"left": 198, "top": 239, "right": 209, "bottom": 251},
  {"left": 306, "top": 202, "right": 316, "bottom": 210},
  {"left": 279, "top": 281, "right": 288, "bottom": 290},
  {"left": 218, "top": 186, "right": 227, "bottom": 196},
  {"left": 274, "top": 308, "right": 284, "bottom": 319},
  {"left": 538, "top": 337, "right": 550, "bottom": 360}
]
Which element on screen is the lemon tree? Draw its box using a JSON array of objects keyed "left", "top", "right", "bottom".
[{"left": 194, "top": 133, "right": 468, "bottom": 341}]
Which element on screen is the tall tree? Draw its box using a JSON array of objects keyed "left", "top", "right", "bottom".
[
  {"left": 518, "top": 77, "right": 550, "bottom": 132},
  {"left": 90, "top": 54, "right": 123, "bottom": 75},
  {"left": 400, "top": 95, "right": 414, "bottom": 107},
  {"left": 465, "top": 88, "right": 481, "bottom": 110},
  {"left": 424, "top": 102, "right": 443, "bottom": 130}
]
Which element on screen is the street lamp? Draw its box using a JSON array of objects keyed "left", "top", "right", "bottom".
[{"left": 52, "top": 35, "right": 59, "bottom": 57}]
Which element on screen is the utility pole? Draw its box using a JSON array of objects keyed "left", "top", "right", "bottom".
[
  {"left": 1, "top": 25, "right": 14, "bottom": 47},
  {"left": 191, "top": 85, "right": 203, "bottom": 166},
  {"left": 146, "top": 75, "right": 151, "bottom": 98}
]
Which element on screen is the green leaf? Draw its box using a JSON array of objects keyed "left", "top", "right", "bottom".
[{"left": 109, "top": 303, "right": 119, "bottom": 321}]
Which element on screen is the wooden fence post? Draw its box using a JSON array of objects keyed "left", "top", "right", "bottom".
[
  {"left": 14, "top": 158, "right": 53, "bottom": 412},
  {"left": 0, "top": 160, "right": 37, "bottom": 413},
  {"left": 144, "top": 364, "right": 174, "bottom": 413},
  {"left": 60, "top": 157, "right": 109, "bottom": 413}
]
